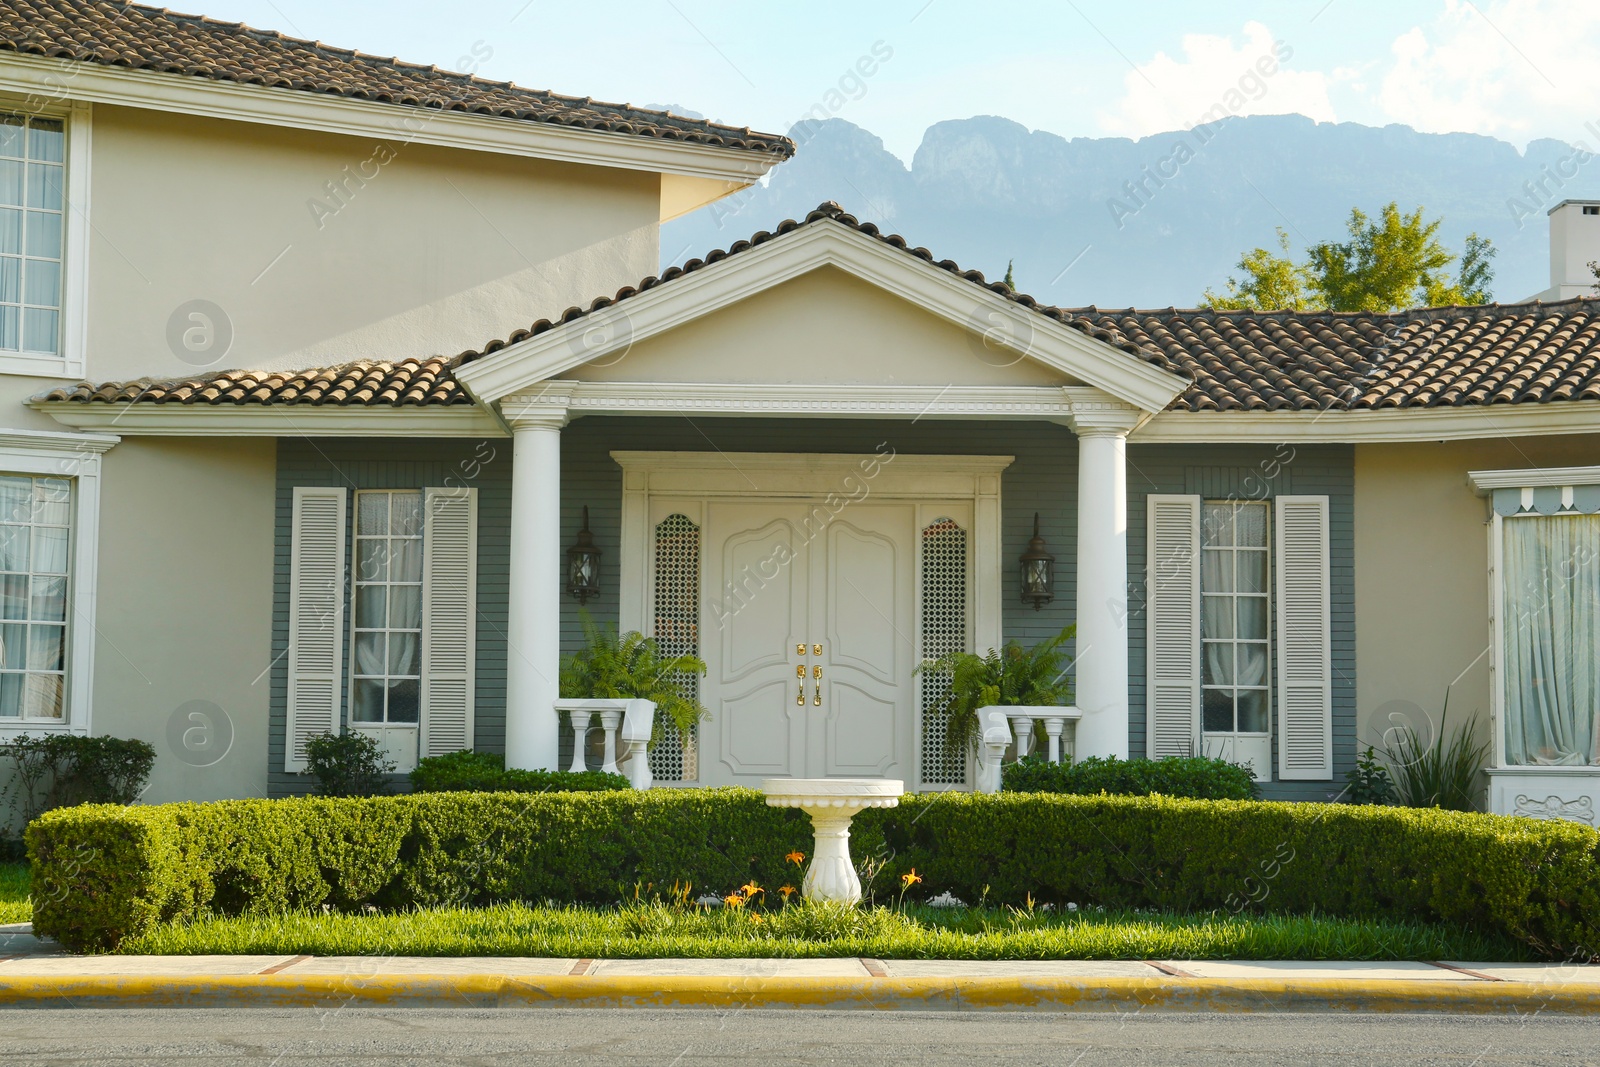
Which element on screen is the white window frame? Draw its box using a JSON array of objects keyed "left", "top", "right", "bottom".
[
  {"left": 1472, "top": 470, "right": 1600, "bottom": 772},
  {"left": 0, "top": 428, "right": 116, "bottom": 736},
  {"left": 1198, "top": 499, "right": 1273, "bottom": 778},
  {"left": 0, "top": 94, "right": 88, "bottom": 379},
  {"left": 347, "top": 488, "right": 424, "bottom": 732}
]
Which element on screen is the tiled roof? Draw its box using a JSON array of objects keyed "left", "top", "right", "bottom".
[
  {"left": 42, "top": 357, "right": 470, "bottom": 406},
  {"left": 0, "top": 1, "right": 792, "bottom": 158},
  {"left": 34, "top": 203, "right": 1600, "bottom": 415},
  {"left": 1082, "top": 302, "right": 1600, "bottom": 412}
]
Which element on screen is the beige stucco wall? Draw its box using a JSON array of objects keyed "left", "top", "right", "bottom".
[
  {"left": 1354, "top": 435, "right": 1600, "bottom": 761},
  {"left": 558, "top": 266, "right": 1076, "bottom": 387},
  {"left": 82, "top": 103, "right": 662, "bottom": 383},
  {"left": 90, "top": 438, "right": 277, "bottom": 802}
]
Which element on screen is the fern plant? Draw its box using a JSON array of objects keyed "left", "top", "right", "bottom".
[
  {"left": 915, "top": 626, "right": 1074, "bottom": 756},
  {"left": 559, "top": 614, "right": 708, "bottom": 739}
]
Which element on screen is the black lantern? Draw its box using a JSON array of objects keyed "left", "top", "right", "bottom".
[
  {"left": 1020, "top": 512, "right": 1054, "bottom": 610},
  {"left": 566, "top": 505, "right": 602, "bottom": 604}
]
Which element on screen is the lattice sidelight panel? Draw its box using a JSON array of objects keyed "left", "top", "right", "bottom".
[
  {"left": 650, "top": 513, "right": 700, "bottom": 782},
  {"left": 920, "top": 517, "right": 969, "bottom": 786}
]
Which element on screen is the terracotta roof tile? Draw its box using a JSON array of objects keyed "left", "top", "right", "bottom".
[
  {"left": 1, "top": 1, "right": 791, "bottom": 158},
  {"left": 35, "top": 203, "right": 1600, "bottom": 417}
]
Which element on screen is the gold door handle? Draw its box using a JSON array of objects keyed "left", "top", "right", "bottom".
[
  {"left": 796, "top": 643, "right": 806, "bottom": 656},
  {"left": 813, "top": 666, "right": 822, "bottom": 680},
  {"left": 796, "top": 683, "right": 805, "bottom": 706},
  {"left": 813, "top": 683, "right": 821, "bottom": 706},
  {"left": 796, "top": 664, "right": 806, "bottom": 679},
  {"left": 813, "top": 644, "right": 823, "bottom": 656}
]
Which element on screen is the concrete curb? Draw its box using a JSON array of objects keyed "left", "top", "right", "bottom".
[{"left": 0, "top": 974, "right": 1596, "bottom": 1013}]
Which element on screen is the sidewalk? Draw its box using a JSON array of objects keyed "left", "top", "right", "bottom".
[{"left": 3, "top": 924, "right": 1597, "bottom": 1013}]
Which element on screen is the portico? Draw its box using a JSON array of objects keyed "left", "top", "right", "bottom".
[{"left": 453, "top": 208, "right": 1184, "bottom": 784}]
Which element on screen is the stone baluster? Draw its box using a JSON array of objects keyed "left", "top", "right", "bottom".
[
  {"left": 567, "top": 710, "right": 592, "bottom": 774},
  {"left": 1044, "top": 716, "right": 1066, "bottom": 764},
  {"left": 597, "top": 708, "right": 622, "bottom": 775}
]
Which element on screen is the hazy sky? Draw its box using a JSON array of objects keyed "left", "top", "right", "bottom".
[{"left": 200, "top": 0, "right": 1599, "bottom": 160}]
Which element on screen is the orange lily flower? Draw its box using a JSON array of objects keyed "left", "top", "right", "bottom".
[
  {"left": 901, "top": 868, "right": 922, "bottom": 889},
  {"left": 785, "top": 851, "right": 805, "bottom": 867}
]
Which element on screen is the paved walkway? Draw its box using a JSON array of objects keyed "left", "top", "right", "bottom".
[{"left": 1, "top": 923, "right": 1596, "bottom": 985}]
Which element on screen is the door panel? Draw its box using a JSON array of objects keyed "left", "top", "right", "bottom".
[
  {"left": 702, "top": 504, "right": 808, "bottom": 784},
  {"left": 698, "top": 500, "right": 916, "bottom": 786},
  {"left": 814, "top": 507, "right": 916, "bottom": 782},
  {"left": 825, "top": 682, "right": 898, "bottom": 776}
]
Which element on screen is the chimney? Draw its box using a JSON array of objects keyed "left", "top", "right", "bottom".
[{"left": 1539, "top": 199, "right": 1600, "bottom": 301}]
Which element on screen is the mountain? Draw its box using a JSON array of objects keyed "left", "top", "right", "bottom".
[{"left": 662, "top": 113, "right": 1591, "bottom": 308}]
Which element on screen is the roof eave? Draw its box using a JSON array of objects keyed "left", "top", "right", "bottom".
[{"left": 0, "top": 51, "right": 785, "bottom": 187}]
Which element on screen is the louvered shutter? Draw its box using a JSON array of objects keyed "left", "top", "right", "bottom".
[
  {"left": 420, "top": 486, "right": 477, "bottom": 758},
  {"left": 1275, "top": 495, "right": 1332, "bottom": 780},
  {"left": 285, "top": 487, "right": 347, "bottom": 772},
  {"left": 1146, "top": 495, "right": 1201, "bottom": 759}
]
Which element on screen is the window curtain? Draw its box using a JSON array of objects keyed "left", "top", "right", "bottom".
[{"left": 1503, "top": 515, "right": 1600, "bottom": 765}]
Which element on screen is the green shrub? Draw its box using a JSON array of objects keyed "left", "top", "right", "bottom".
[
  {"left": 26, "top": 791, "right": 1600, "bottom": 959},
  {"left": 411, "top": 750, "right": 629, "bottom": 794},
  {"left": 0, "top": 734, "right": 156, "bottom": 827},
  {"left": 1001, "top": 755, "right": 1259, "bottom": 800},
  {"left": 302, "top": 732, "right": 394, "bottom": 797}
]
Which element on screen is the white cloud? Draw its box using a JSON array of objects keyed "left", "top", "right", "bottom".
[
  {"left": 1376, "top": 0, "right": 1600, "bottom": 146},
  {"left": 1101, "top": 21, "right": 1337, "bottom": 138}
]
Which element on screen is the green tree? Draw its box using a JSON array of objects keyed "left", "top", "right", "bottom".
[
  {"left": 1201, "top": 228, "right": 1311, "bottom": 310},
  {"left": 1003, "top": 259, "right": 1016, "bottom": 290},
  {"left": 1202, "top": 203, "right": 1496, "bottom": 312}
]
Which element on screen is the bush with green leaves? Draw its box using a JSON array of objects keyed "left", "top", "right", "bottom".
[
  {"left": 0, "top": 734, "right": 155, "bottom": 832},
  {"left": 1001, "top": 755, "right": 1259, "bottom": 800},
  {"left": 411, "top": 750, "right": 629, "bottom": 794},
  {"left": 27, "top": 789, "right": 1600, "bottom": 958},
  {"left": 560, "top": 615, "right": 707, "bottom": 739},
  {"left": 302, "top": 732, "right": 394, "bottom": 797},
  {"left": 915, "top": 626, "right": 1074, "bottom": 756},
  {"left": 1345, "top": 746, "right": 1396, "bottom": 805}
]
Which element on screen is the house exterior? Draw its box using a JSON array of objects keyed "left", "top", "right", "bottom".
[{"left": 3, "top": 3, "right": 1600, "bottom": 817}]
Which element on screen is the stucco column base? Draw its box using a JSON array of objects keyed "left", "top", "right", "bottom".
[{"left": 762, "top": 779, "right": 903, "bottom": 905}]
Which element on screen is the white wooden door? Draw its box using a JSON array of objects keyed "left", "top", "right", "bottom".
[{"left": 699, "top": 501, "right": 917, "bottom": 785}]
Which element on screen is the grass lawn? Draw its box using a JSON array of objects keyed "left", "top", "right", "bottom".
[
  {"left": 117, "top": 899, "right": 1533, "bottom": 962},
  {"left": 0, "top": 862, "right": 28, "bottom": 924}
]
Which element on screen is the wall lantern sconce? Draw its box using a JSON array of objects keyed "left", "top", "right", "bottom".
[
  {"left": 566, "top": 505, "right": 602, "bottom": 604},
  {"left": 1020, "top": 512, "right": 1054, "bottom": 611}
]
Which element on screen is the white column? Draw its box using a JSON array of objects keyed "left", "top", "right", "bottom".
[
  {"left": 506, "top": 410, "right": 566, "bottom": 771},
  {"left": 1066, "top": 389, "right": 1143, "bottom": 761}
]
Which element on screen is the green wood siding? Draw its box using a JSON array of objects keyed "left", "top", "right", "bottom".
[{"left": 270, "top": 425, "right": 1355, "bottom": 801}]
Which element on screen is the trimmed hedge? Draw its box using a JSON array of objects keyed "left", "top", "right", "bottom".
[
  {"left": 410, "top": 750, "right": 629, "bottom": 794},
  {"left": 26, "top": 790, "right": 1600, "bottom": 958},
  {"left": 1001, "top": 755, "right": 1259, "bottom": 800}
]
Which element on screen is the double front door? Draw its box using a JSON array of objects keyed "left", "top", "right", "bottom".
[{"left": 697, "top": 501, "right": 919, "bottom": 785}]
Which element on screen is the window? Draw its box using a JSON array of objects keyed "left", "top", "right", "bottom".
[
  {"left": 0, "top": 475, "right": 69, "bottom": 719},
  {"left": 1499, "top": 513, "right": 1600, "bottom": 766},
  {"left": 0, "top": 114, "right": 65, "bottom": 357},
  {"left": 350, "top": 490, "right": 422, "bottom": 725},
  {"left": 1200, "top": 501, "right": 1270, "bottom": 736}
]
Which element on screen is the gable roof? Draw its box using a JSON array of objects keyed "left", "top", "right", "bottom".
[
  {"left": 0, "top": 0, "right": 792, "bottom": 159},
  {"left": 31, "top": 203, "right": 1600, "bottom": 421}
]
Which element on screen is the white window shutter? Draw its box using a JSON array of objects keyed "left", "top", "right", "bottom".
[
  {"left": 420, "top": 486, "right": 477, "bottom": 758},
  {"left": 1146, "top": 495, "right": 1201, "bottom": 759},
  {"left": 285, "top": 487, "right": 347, "bottom": 773},
  {"left": 1276, "top": 495, "right": 1333, "bottom": 780}
]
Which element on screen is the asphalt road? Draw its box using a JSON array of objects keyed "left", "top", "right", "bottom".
[{"left": 1, "top": 1008, "right": 1597, "bottom": 1066}]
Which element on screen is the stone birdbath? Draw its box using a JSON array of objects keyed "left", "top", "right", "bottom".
[{"left": 761, "top": 778, "right": 903, "bottom": 904}]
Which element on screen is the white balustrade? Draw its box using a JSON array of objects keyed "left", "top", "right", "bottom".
[
  {"left": 975, "top": 705, "right": 1082, "bottom": 793},
  {"left": 554, "top": 698, "right": 657, "bottom": 790}
]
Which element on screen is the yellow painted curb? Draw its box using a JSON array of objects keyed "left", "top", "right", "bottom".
[{"left": 0, "top": 974, "right": 1596, "bottom": 1014}]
